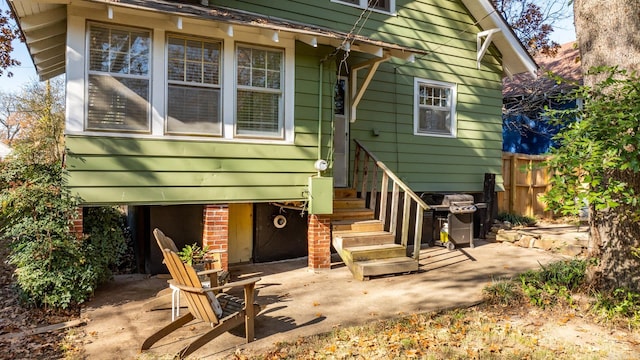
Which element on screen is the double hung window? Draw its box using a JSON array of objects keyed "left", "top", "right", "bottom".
[
  {"left": 235, "top": 45, "right": 284, "bottom": 138},
  {"left": 167, "top": 35, "right": 222, "bottom": 136},
  {"left": 84, "top": 23, "right": 290, "bottom": 141},
  {"left": 332, "top": 0, "right": 394, "bottom": 13},
  {"left": 87, "top": 23, "right": 151, "bottom": 132},
  {"left": 414, "top": 79, "right": 457, "bottom": 137}
]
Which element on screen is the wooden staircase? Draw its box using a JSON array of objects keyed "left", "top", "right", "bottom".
[{"left": 331, "top": 188, "right": 419, "bottom": 280}]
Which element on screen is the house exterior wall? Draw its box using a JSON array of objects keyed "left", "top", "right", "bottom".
[
  {"left": 64, "top": 2, "right": 336, "bottom": 204},
  {"left": 214, "top": 0, "right": 506, "bottom": 192},
  {"left": 63, "top": 0, "right": 504, "bottom": 206}
]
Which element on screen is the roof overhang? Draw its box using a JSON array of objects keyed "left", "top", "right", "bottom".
[
  {"left": 461, "top": 0, "right": 538, "bottom": 77},
  {"left": 8, "top": 0, "right": 68, "bottom": 80},
  {"left": 8, "top": 0, "right": 427, "bottom": 81}
]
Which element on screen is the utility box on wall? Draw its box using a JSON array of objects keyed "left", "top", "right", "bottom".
[{"left": 308, "top": 176, "right": 333, "bottom": 214}]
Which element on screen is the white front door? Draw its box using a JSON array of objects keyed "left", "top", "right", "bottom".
[{"left": 333, "top": 77, "right": 349, "bottom": 187}]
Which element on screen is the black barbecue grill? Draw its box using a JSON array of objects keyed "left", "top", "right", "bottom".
[{"left": 423, "top": 194, "right": 478, "bottom": 250}]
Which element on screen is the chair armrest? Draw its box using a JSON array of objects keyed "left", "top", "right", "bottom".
[
  {"left": 167, "top": 281, "right": 206, "bottom": 294},
  {"left": 206, "top": 277, "right": 261, "bottom": 292},
  {"left": 196, "top": 269, "right": 222, "bottom": 276},
  {"left": 168, "top": 277, "right": 261, "bottom": 294}
]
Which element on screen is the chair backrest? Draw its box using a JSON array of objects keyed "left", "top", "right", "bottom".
[
  {"left": 153, "top": 228, "right": 219, "bottom": 324},
  {"left": 162, "top": 248, "right": 220, "bottom": 324},
  {"left": 153, "top": 228, "right": 179, "bottom": 253}
]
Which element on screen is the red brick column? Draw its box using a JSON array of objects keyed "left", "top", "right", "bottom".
[
  {"left": 70, "top": 207, "right": 83, "bottom": 240},
  {"left": 202, "top": 204, "right": 229, "bottom": 270},
  {"left": 308, "top": 214, "right": 331, "bottom": 270}
]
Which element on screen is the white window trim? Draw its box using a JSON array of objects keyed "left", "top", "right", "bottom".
[
  {"left": 413, "top": 78, "right": 457, "bottom": 138},
  {"left": 331, "top": 0, "right": 397, "bottom": 15},
  {"left": 69, "top": 15, "right": 295, "bottom": 144},
  {"left": 221, "top": 32, "right": 294, "bottom": 143}
]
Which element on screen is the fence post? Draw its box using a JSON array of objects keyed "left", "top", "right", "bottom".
[
  {"left": 509, "top": 153, "right": 517, "bottom": 213},
  {"left": 482, "top": 173, "right": 496, "bottom": 239}
]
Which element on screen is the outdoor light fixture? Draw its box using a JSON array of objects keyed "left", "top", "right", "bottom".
[{"left": 314, "top": 159, "right": 328, "bottom": 172}]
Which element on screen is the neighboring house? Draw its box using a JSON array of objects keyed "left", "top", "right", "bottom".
[
  {"left": 9, "top": 0, "right": 535, "bottom": 277},
  {"left": 0, "top": 142, "right": 11, "bottom": 160},
  {"left": 502, "top": 42, "right": 581, "bottom": 154}
]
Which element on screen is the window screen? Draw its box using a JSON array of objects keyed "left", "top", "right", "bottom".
[
  {"left": 167, "top": 35, "right": 222, "bottom": 135},
  {"left": 235, "top": 45, "right": 283, "bottom": 137},
  {"left": 87, "top": 24, "right": 151, "bottom": 132},
  {"left": 415, "top": 80, "right": 456, "bottom": 136}
]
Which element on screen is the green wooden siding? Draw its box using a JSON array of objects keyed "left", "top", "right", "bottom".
[
  {"left": 67, "top": 43, "right": 337, "bottom": 205},
  {"left": 68, "top": 0, "right": 509, "bottom": 204}
]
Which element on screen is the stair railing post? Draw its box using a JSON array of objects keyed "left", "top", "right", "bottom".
[
  {"left": 413, "top": 206, "right": 423, "bottom": 260},
  {"left": 379, "top": 172, "right": 389, "bottom": 229},
  {"left": 400, "top": 192, "right": 411, "bottom": 248},
  {"left": 353, "top": 143, "right": 361, "bottom": 191},
  {"left": 369, "top": 165, "right": 378, "bottom": 212},
  {"left": 389, "top": 182, "right": 400, "bottom": 236},
  {"left": 361, "top": 153, "right": 370, "bottom": 201}
]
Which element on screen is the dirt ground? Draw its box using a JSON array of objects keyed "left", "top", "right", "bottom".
[
  {"left": 0, "top": 242, "right": 79, "bottom": 359},
  {"left": 1, "top": 234, "right": 639, "bottom": 359}
]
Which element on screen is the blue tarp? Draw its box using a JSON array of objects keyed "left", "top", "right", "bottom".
[{"left": 502, "top": 99, "right": 576, "bottom": 155}]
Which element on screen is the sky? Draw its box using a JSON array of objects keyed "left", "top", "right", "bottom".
[{"left": 0, "top": 1, "right": 577, "bottom": 94}]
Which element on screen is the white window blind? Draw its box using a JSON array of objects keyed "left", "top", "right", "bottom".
[
  {"left": 167, "top": 35, "right": 222, "bottom": 135},
  {"left": 87, "top": 24, "right": 151, "bottom": 132},
  {"left": 235, "top": 45, "right": 283, "bottom": 137}
]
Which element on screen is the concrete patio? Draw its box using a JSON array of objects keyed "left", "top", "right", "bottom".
[{"left": 80, "top": 240, "right": 566, "bottom": 359}]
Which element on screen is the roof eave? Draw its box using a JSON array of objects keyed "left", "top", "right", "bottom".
[{"left": 461, "top": 0, "right": 537, "bottom": 77}]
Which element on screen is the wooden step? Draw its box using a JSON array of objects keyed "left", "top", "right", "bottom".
[
  {"left": 331, "top": 219, "right": 384, "bottom": 232},
  {"left": 334, "top": 188, "right": 357, "bottom": 198},
  {"left": 343, "top": 243, "right": 407, "bottom": 262},
  {"left": 333, "top": 231, "right": 395, "bottom": 249},
  {"left": 333, "top": 198, "right": 366, "bottom": 209},
  {"left": 352, "top": 257, "right": 419, "bottom": 281},
  {"left": 329, "top": 208, "right": 375, "bottom": 221}
]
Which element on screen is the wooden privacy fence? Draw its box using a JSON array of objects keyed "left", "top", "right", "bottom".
[{"left": 498, "top": 152, "right": 553, "bottom": 218}]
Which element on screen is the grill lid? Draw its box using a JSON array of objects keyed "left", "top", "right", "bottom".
[
  {"left": 449, "top": 204, "right": 477, "bottom": 214},
  {"left": 441, "top": 194, "right": 475, "bottom": 206}
]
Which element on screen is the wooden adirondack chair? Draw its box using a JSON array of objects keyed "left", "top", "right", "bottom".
[
  {"left": 143, "top": 229, "right": 224, "bottom": 320},
  {"left": 141, "top": 247, "right": 262, "bottom": 359}
]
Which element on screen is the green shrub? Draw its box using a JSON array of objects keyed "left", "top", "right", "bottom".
[
  {"left": 593, "top": 288, "right": 640, "bottom": 329},
  {"left": 519, "top": 259, "right": 588, "bottom": 308},
  {"left": 83, "top": 207, "right": 129, "bottom": 283},
  {"left": 0, "top": 160, "right": 127, "bottom": 308},
  {"left": 483, "top": 278, "right": 523, "bottom": 305},
  {"left": 497, "top": 212, "right": 537, "bottom": 227}
]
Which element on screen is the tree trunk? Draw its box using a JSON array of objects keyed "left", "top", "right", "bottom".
[
  {"left": 574, "top": 0, "right": 640, "bottom": 81},
  {"left": 574, "top": 0, "right": 640, "bottom": 292}
]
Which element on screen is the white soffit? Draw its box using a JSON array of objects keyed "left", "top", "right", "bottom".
[{"left": 9, "top": 0, "right": 68, "bottom": 80}]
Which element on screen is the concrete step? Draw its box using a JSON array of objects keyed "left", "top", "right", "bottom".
[
  {"left": 332, "top": 231, "right": 395, "bottom": 249},
  {"left": 331, "top": 219, "right": 384, "bottom": 232},
  {"left": 343, "top": 243, "right": 406, "bottom": 262},
  {"left": 353, "top": 257, "right": 419, "bottom": 281}
]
